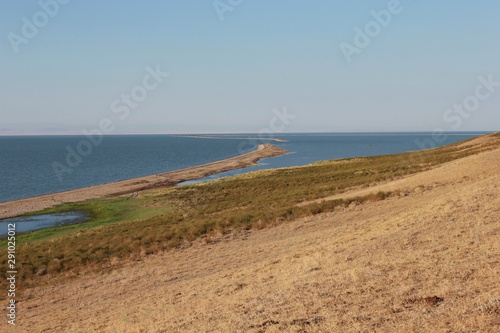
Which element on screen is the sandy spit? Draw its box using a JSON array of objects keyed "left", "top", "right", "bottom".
[{"left": 0, "top": 144, "right": 288, "bottom": 219}]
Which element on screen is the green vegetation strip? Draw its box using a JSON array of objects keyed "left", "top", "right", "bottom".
[{"left": 1, "top": 133, "right": 499, "bottom": 291}]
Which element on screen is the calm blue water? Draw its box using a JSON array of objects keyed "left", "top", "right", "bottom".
[
  {"left": 0, "top": 135, "right": 254, "bottom": 203},
  {"left": 0, "top": 132, "right": 489, "bottom": 202},
  {"left": 182, "top": 132, "right": 490, "bottom": 184}
]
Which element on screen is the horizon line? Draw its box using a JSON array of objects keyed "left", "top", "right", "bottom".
[{"left": 0, "top": 130, "right": 496, "bottom": 137}]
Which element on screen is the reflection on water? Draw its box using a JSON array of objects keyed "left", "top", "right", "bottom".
[{"left": 0, "top": 211, "right": 90, "bottom": 238}]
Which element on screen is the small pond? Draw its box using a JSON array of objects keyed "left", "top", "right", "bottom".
[{"left": 0, "top": 211, "right": 91, "bottom": 238}]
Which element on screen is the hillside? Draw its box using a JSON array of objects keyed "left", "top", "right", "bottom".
[{"left": 2, "top": 134, "right": 500, "bottom": 332}]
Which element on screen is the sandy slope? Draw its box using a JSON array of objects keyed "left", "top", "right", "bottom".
[
  {"left": 0, "top": 144, "right": 287, "bottom": 219},
  {"left": 4, "top": 144, "right": 500, "bottom": 332}
]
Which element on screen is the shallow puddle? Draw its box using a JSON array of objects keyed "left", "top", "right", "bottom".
[{"left": 0, "top": 211, "right": 90, "bottom": 238}]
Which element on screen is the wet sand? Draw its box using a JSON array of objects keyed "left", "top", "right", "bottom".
[{"left": 0, "top": 144, "right": 288, "bottom": 219}]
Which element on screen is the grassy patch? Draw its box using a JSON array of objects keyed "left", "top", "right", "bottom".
[{"left": 16, "top": 196, "right": 172, "bottom": 243}]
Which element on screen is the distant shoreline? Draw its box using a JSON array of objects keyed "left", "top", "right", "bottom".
[
  {"left": 171, "top": 135, "right": 289, "bottom": 142},
  {"left": 0, "top": 144, "right": 289, "bottom": 219},
  {"left": 0, "top": 131, "right": 493, "bottom": 138}
]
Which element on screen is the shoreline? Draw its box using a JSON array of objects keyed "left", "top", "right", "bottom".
[
  {"left": 0, "top": 144, "right": 289, "bottom": 219},
  {"left": 172, "top": 135, "right": 289, "bottom": 142}
]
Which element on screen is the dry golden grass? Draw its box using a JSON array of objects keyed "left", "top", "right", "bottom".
[{"left": 1, "top": 135, "right": 499, "bottom": 332}]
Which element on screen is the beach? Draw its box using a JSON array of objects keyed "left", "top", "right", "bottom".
[{"left": 0, "top": 144, "right": 288, "bottom": 219}]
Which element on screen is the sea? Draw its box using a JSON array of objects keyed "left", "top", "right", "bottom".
[{"left": 0, "top": 132, "right": 490, "bottom": 203}]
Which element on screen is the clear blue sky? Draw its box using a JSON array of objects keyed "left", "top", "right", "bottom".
[{"left": 1, "top": 0, "right": 499, "bottom": 134}]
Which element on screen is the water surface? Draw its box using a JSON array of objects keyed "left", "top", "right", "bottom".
[
  {"left": 0, "top": 211, "right": 90, "bottom": 238},
  {"left": 0, "top": 132, "right": 489, "bottom": 202}
]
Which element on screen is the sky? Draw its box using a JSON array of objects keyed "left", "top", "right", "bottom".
[{"left": 0, "top": 0, "right": 499, "bottom": 134}]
